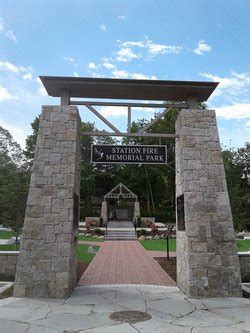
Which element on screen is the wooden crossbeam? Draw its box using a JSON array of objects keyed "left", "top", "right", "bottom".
[
  {"left": 70, "top": 100, "right": 188, "bottom": 108},
  {"left": 85, "top": 105, "right": 121, "bottom": 134},
  {"left": 139, "top": 108, "right": 172, "bottom": 133},
  {"left": 80, "top": 131, "right": 178, "bottom": 138}
]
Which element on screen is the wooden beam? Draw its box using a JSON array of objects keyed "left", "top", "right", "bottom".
[
  {"left": 139, "top": 108, "right": 172, "bottom": 133},
  {"left": 70, "top": 100, "right": 188, "bottom": 108},
  {"left": 127, "top": 105, "right": 131, "bottom": 133},
  {"left": 85, "top": 105, "right": 121, "bottom": 133},
  {"left": 188, "top": 96, "right": 198, "bottom": 108},
  {"left": 80, "top": 131, "right": 178, "bottom": 138},
  {"left": 60, "top": 90, "right": 70, "bottom": 106}
]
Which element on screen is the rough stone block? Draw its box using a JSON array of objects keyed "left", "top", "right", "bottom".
[
  {"left": 50, "top": 153, "right": 61, "bottom": 164},
  {"left": 175, "top": 108, "right": 242, "bottom": 297},
  {"left": 14, "top": 105, "right": 81, "bottom": 299},
  {"left": 53, "top": 174, "right": 64, "bottom": 185},
  {"left": 37, "top": 149, "right": 51, "bottom": 162}
]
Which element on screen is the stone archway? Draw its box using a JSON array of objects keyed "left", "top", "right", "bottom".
[{"left": 14, "top": 76, "right": 242, "bottom": 298}]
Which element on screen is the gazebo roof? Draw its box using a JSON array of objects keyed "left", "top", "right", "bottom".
[{"left": 104, "top": 183, "right": 137, "bottom": 201}]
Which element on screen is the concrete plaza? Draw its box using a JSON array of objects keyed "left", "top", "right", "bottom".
[{"left": 0, "top": 285, "right": 250, "bottom": 332}]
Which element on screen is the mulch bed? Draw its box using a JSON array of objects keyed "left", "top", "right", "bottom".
[
  {"left": 154, "top": 257, "right": 176, "bottom": 282},
  {"left": 77, "top": 262, "right": 90, "bottom": 281},
  {"left": 0, "top": 285, "right": 13, "bottom": 300}
]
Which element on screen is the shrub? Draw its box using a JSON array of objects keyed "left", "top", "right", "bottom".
[
  {"left": 150, "top": 223, "right": 159, "bottom": 236},
  {"left": 94, "top": 228, "right": 102, "bottom": 235},
  {"left": 140, "top": 229, "right": 147, "bottom": 236},
  {"left": 85, "top": 220, "right": 96, "bottom": 229},
  {"left": 136, "top": 216, "right": 141, "bottom": 227}
]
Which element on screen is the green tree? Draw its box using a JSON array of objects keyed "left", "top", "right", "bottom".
[
  {"left": 2, "top": 172, "right": 29, "bottom": 248},
  {"left": 21, "top": 112, "right": 249, "bottom": 230},
  {"left": 118, "top": 108, "right": 178, "bottom": 222},
  {"left": 0, "top": 127, "right": 30, "bottom": 246},
  {"left": 0, "top": 126, "right": 25, "bottom": 166},
  {"left": 80, "top": 123, "right": 119, "bottom": 217},
  {"left": 222, "top": 145, "right": 249, "bottom": 231},
  {"left": 23, "top": 116, "right": 40, "bottom": 170}
]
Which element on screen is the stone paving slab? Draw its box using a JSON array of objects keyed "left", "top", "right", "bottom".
[
  {"left": 0, "top": 285, "right": 250, "bottom": 332},
  {"left": 78, "top": 241, "right": 175, "bottom": 286}
]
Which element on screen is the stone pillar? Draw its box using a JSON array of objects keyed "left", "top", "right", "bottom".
[
  {"left": 14, "top": 105, "right": 81, "bottom": 298},
  {"left": 101, "top": 201, "right": 108, "bottom": 223},
  {"left": 134, "top": 201, "right": 140, "bottom": 218},
  {"left": 175, "top": 108, "right": 242, "bottom": 297}
]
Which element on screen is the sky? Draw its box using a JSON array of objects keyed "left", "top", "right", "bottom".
[{"left": 0, "top": 0, "right": 249, "bottom": 149}]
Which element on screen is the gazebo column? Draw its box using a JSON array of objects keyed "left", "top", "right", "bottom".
[
  {"left": 134, "top": 201, "right": 140, "bottom": 218},
  {"left": 101, "top": 201, "right": 108, "bottom": 223}
]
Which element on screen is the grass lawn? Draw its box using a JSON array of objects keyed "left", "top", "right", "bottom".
[
  {"left": 0, "top": 243, "right": 99, "bottom": 263},
  {"left": 77, "top": 244, "right": 100, "bottom": 262},
  {"left": 140, "top": 239, "right": 250, "bottom": 252},
  {"left": 140, "top": 239, "right": 176, "bottom": 252},
  {"left": 0, "top": 232, "right": 103, "bottom": 243},
  {"left": 0, "top": 244, "right": 20, "bottom": 251},
  {"left": 78, "top": 235, "right": 104, "bottom": 242},
  {"left": 236, "top": 240, "right": 250, "bottom": 252},
  {"left": 1, "top": 230, "right": 249, "bottom": 257},
  {"left": 0, "top": 231, "right": 20, "bottom": 239}
]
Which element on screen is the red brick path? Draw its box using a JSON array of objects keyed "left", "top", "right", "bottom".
[{"left": 78, "top": 241, "right": 175, "bottom": 286}]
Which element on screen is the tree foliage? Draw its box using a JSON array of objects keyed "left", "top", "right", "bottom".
[
  {"left": 222, "top": 146, "right": 249, "bottom": 231},
  {"left": 0, "top": 127, "right": 30, "bottom": 244},
  {"left": 23, "top": 116, "right": 40, "bottom": 170},
  {"left": 117, "top": 108, "right": 178, "bottom": 222},
  {"left": 3, "top": 111, "right": 248, "bottom": 231}
]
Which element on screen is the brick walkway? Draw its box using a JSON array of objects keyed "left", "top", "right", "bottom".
[{"left": 78, "top": 241, "right": 175, "bottom": 286}]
